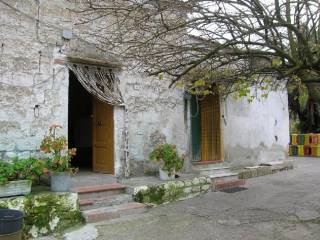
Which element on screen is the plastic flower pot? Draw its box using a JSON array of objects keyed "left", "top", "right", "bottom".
[{"left": 0, "top": 209, "right": 23, "bottom": 240}]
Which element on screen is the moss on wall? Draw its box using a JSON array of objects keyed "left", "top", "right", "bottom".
[
  {"left": 134, "top": 177, "right": 211, "bottom": 206},
  {"left": 0, "top": 192, "right": 83, "bottom": 239}
]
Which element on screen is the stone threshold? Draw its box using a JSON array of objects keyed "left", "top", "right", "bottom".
[{"left": 192, "top": 160, "right": 224, "bottom": 165}]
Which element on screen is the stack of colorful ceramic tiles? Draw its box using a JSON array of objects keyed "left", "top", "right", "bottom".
[{"left": 289, "top": 134, "right": 320, "bottom": 157}]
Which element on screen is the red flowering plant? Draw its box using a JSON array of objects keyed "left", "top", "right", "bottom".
[{"left": 40, "top": 125, "right": 77, "bottom": 174}]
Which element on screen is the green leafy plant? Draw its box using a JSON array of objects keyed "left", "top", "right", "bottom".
[
  {"left": 40, "top": 125, "right": 77, "bottom": 173},
  {"left": 149, "top": 144, "right": 184, "bottom": 177},
  {"left": 0, "top": 158, "right": 45, "bottom": 185},
  {"left": 0, "top": 161, "right": 14, "bottom": 185}
]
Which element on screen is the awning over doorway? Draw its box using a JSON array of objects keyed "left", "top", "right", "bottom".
[{"left": 66, "top": 56, "right": 124, "bottom": 106}]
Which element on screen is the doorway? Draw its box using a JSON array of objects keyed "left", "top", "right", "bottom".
[
  {"left": 68, "top": 70, "right": 115, "bottom": 173},
  {"left": 191, "top": 94, "right": 222, "bottom": 162},
  {"left": 68, "top": 70, "right": 93, "bottom": 169}
]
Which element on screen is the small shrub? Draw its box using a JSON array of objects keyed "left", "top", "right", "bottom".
[
  {"left": 149, "top": 143, "right": 184, "bottom": 176},
  {"left": 0, "top": 158, "right": 45, "bottom": 185},
  {"left": 0, "top": 161, "right": 14, "bottom": 185}
]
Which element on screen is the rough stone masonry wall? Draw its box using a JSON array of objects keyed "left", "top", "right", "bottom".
[
  {"left": 0, "top": 0, "right": 121, "bottom": 160},
  {"left": 0, "top": 192, "right": 82, "bottom": 238},
  {"left": 118, "top": 72, "right": 187, "bottom": 176},
  {"left": 133, "top": 176, "right": 211, "bottom": 206},
  {"left": 238, "top": 161, "right": 294, "bottom": 179},
  {"left": 0, "top": 1, "right": 188, "bottom": 177},
  {"left": 0, "top": 0, "right": 73, "bottom": 159}
]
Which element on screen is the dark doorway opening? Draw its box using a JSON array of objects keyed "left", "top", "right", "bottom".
[{"left": 68, "top": 70, "right": 93, "bottom": 169}]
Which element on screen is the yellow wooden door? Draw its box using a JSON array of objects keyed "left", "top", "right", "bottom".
[
  {"left": 200, "top": 94, "right": 222, "bottom": 162},
  {"left": 92, "top": 98, "right": 114, "bottom": 174}
]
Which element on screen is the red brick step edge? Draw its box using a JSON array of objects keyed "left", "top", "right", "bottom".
[
  {"left": 214, "top": 179, "right": 245, "bottom": 191},
  {"left": 70, "top": 183, "right": 126, "bottom": 194}
]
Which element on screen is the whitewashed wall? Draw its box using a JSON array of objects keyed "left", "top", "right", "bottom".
[{"left": 221, "top": 90, "right": 290, "bottom": 166}]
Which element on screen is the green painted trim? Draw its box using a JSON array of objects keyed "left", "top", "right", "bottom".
[{"left": 190, "top": 96, "right": 201, "bottom": 161}]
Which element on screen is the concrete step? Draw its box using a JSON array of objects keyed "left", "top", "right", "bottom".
[
  {"left": 71, "top": 183, "right": 126, "bottom": 200},
  {"left": 79, "top": 194, "right": 134, "bottom": 211},
  {"left": 213, "top": 179, "right": 246, "bottom": 191},
  {"left": 82, "top": 202, "right": 147, "bottom": 223}
]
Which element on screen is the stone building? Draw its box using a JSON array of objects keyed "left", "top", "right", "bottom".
[{"left": 0, "top": 1, "right": 290, "bottom": 178}]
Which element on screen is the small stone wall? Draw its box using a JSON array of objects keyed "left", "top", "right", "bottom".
[
  {"left": 0, "top": 192, "right": 83, "bottom": 239},
  {"left": 133, "top": 176, "right": 211, "bottom": 206},
  {"left": 238, "top": 162, "right": 294, "bottom": 179}
]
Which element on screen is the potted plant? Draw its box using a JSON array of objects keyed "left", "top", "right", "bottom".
[
  {"left": 149, "top": 144, "right": 184, "bottom": 180},
  {"left": 40, "top": 125, "right": 77, "bottom": 192},
  {"left": 0, "top": 158, "right": 45, "bottom": 198}
]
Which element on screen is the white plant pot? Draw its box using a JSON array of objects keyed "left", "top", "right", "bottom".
[
  {"left": 0, "top": 180, "right": 32, "bottom": 198},
  {"left": 159, "top": 168, "right": 175, "bottom": 181}
]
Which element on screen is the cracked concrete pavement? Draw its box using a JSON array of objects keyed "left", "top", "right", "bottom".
[{"left": 42, "top": 157, "right": 320, "bottom": 240}]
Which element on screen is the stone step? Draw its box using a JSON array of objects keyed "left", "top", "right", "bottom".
[
  {"left": 82, "top": 202, "right": 147, "bottom": 223},
  {"left": 199, "top": 166, "right": 233, "bottom": 174},
  {"left": 79, "top": 194, "right": 134, "bottom": 211},
  {"left": 203, "top": 171, "right": 239, "bottom": 181},
  {"left": 197, "top": 167, "right": 231, "bottom": 174},
  {"left": 192, "top": 161, "right": 230, "bottom": 171},
  {"left": 213, "top": 179, "right": 246, "bottom": 191},
  {"left": 259, "top": 161, "right": 294, "bottom": 172},
  {"left": 71, "top": 183, "right": 126, "bottom": 200}
]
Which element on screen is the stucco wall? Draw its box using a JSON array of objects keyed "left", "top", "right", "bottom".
[{"left": 221, "top": 89, "right": 290, "bottom": 167}]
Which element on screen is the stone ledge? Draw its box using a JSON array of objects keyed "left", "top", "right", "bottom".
[
  {"left": 0, "top": 192, "right": 83, "bottom": 239},
  {"left": 239, "top": 161, "right": 294, "bottom": 179},
  {"left": 130, "top": 176, "right": 212, "bottom": 206}
]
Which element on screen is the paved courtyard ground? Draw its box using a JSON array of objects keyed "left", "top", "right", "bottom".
[{"left": 47, "top": 157, "right": 320, "bottom": 240}]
